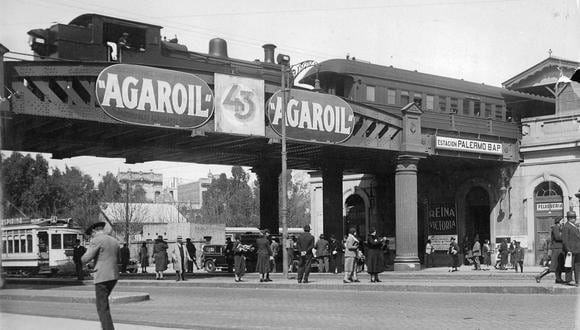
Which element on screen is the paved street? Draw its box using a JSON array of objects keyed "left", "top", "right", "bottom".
[{"left": 1, "top": 283, "right": 579, "bottom": 329}]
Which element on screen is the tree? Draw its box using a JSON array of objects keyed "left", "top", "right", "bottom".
[
  {"left": 97, "top": 172, "right": 123, "bottom": 202},
  {"left": 286, "top": 171, "right": 311, "bottom": 227}
]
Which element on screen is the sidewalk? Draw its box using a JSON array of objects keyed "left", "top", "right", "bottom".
[
  {"left": 0, "top": 313, "right": 184, "bottom": 330},
  {"left": 3, "top": 264, "right": 579, "bottom": 295}
]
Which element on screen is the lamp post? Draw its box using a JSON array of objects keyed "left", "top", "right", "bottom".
[{"left": 277, "top": 53, "right": 291, "bottom": 277}]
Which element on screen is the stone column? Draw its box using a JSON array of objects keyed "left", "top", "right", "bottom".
[
  {"left": 253, "top": 162, "right": 281, "bottom": 234},
  {"left": 322, "top": 165, "right": 343, "bottom": 240},
  {"left": 394, "top": 154, "right": 421, "bottom": 271}
]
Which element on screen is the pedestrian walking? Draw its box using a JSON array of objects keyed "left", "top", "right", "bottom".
[
  {"left": 119, "top": 243, "right": 130, "bottom": 273},
  {"left": 255, "top": 230, "right": 273, "bottom": 282},
  {"left": 472, "top": 236, "right": 481, "bottom": 270},
  {"left": 139, "top": 242, "right": 149, "bottom": 273},
  {"left": 315, "top": 234, "right": 330, "bottom": 273},
  {"left": 536, "top": 217, "right": 566, "bottom": 283},
  {"left": 562, "top": 211, "right": 580, "bottom": 286},
  {"left": 225, "top": 237, "right": 234, "bottom": 273},
  {"left": 482, "top": 239, "right": 491, "bottom": 270},
  {"left": 329, "top": 234, "right": 342, "bottom": 274},
  {"left": 81, "top": 222, "right": 119, "bottom": 330},
  {"left": 514, "top": 241, "right": 525, "bottom": 273},
  {"left": 366, "top": 229, "right": 385, "bottom": 282},
  {"left": 185, "top": 238, "right": 200, "bottom": 272},
  {"left": 448, "top": 237, "right": 459, "bottom": 272},
  {"left": 233, "top": 234, "right": 250, "bottom": 282},
  {"left": 424, "top": 239, "right": 434, "bottom": 268},
  {"left": 73, "top": 239, "right": 86, "bottom": 281},
  {"left": 508, "top": 241, "right": 516, "bottom": 269},
  {"left": 153, "top": 235, "right": 168, "bottom": 280},
  {"left": 296, "top": 224, "right": 315, "bottom": 283},
  {"left": 499, "top": 239, "right": 508, "bottom": 270},
  {"left": 171, "top": 235, "right": 192, "bottom": 281},
  {"left": 344, "top": 227, "right": 360, "bottom": 283}
]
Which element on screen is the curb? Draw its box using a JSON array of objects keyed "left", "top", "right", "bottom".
[{"left": 0, "top": 289, "right": 150, "bottom": 304}]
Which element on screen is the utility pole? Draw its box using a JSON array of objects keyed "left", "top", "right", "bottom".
[
  {"left": 279, "top": 55, "right": 290, "bottom": 278},
  {"left": 125, "top": 181, "right": 130, "bottom": 246}
]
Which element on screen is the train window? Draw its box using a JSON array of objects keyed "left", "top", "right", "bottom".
[
  {"left": 439, "top": 96, "right": 447, "bottom": 112},
  {"left": 426, "top": 95, "right": 434, "bottom": 111},
  {"left": 450, "top": 98, "right": 459, "bottom": 113},
  {"left": 474, "top": 101, "right": 482, "bottom": 117},
  {"left": 463, "top": 99, "right": 471, "bottom": 115},
  {"left": 496, "top": 105, "right": 506, "bottom": 120},
  {"left": 27, "top": 234, "right": 33, "bottom": 253},
  {"left": 387, "top": 89, "right": 396, "bottom": 105},
  {"left": 401, "top": 91, "right": 409, "bottom": 105},
  {"left": 20, "top": 237, "right": 26, "bottom": 253},
  {"left": 366, "top": 86, "right": 375, "bottom": 102},
  {"left": 485, "top": 103, "right": 492, "bottom": 118},
  {"left": 51, "top": 234, "right": 62, "bottom": 249},
  {"left": 413, "top": 93, "right": 422, "bottom": 108},
  {"left": 63, "top": 234, "right": 77, "bottom": 249}
]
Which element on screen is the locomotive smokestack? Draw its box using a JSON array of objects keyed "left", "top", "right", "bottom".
[
  {"left": 209, "top": 38, "right": 228, "bottom": 58},
  {"left": 262, "top": 44, "right": 276, "bottom": 64}
]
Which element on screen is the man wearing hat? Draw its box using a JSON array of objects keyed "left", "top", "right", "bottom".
[
  {"left": 81, "top": 222, "right": 120, "bottom": 330},
  {"left": 296, "top": 224, "right": 315, "bottom": 283},
  {"left": 171, "top": 235, "right": 192, "bottom": 281},
  {"left": 562, "top": 211, "right": 580, "bottom": 286}
]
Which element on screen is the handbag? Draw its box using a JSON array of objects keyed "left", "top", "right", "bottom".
[{"left": 564, "top": 252, "right": 573, "bottom": 268}]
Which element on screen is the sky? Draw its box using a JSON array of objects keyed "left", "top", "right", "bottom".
[{"left": 1, "top": 0, "right": 579, "bottom": 183}]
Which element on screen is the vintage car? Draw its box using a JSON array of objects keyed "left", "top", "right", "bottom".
[{"left": 201, "top": 244, "right": 231, "bottom": 273}]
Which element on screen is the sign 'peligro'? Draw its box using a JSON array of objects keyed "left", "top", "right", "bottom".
[
  {"left": 96, "top": 64, "right": 214, "bottom": 129},
  {"left": 267, "top": 89, "right": 355, "bottom": 143}
]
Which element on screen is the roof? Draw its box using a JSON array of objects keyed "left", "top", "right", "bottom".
[
  {"left": 503, "top": 56, "right": 580, "bottom": 88},
  {"left": 69, "top": 13, "right": 163, "bottom": 29},
  {"left": 100, "top": 203, "right": 187, "bottom": 224},
  {"left": 303, "top": 59, "right": 553, "bottom": 102}
]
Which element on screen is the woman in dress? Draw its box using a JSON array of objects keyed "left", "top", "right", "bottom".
[
  {"left": 153, "top": 235, "right": 168, "bottom": 280},
  {"left": 139, "top": 242, "right": 149, "bottom": 273},
  {"left": 254, "top": 230, "right": 273, "bottom": 282},
  {"left": 233, "top": 234, "right": 249, "bottom": 282},
  {"left": 366, "top": 229, "right": 385, "bottom": 282}
]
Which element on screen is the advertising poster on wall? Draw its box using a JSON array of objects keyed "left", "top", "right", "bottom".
[
  {"left": 214, "top": 73, "right": 265, "bottom": 136},
  {"left": 428, "top": 203, "right": 458, "bottom": 251}
]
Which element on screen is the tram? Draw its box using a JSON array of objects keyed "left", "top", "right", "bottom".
[{"left": 1, "top": 217, "right": 84, "bottom": 275}]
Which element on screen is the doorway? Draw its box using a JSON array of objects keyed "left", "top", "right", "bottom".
[
  {"left": 345, "top": 194, "right": 366, "bottom": 238},
  {"left": 464, "top": 187, "right": 490, "bottom": 247}
]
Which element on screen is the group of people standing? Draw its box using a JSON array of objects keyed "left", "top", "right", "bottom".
[
  {"left": 148, "top": 235, "right": 201, "bottom": 281},
  {"left": 494, "top": 239, "right": 525, "bottom": 272},
  {"left": 535, "top": 211, "right": 580, "bottom": 286},
  {"left": 447, "top": 236, "right": 495, "bottom": 272}
]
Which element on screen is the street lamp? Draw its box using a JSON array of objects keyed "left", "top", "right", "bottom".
[{"left": 277, "top": 53, "right": 291, "bottom": 277}]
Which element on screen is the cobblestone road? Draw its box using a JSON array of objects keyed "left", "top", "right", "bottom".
[{"left": 1, "top": 285, "right": 578, "bottom": 329}]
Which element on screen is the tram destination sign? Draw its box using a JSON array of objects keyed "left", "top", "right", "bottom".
[
  {"left": 436, "top": 136, "right": 503, "bottom": 155},
  {"left": 96, "top": 64, "right": 214, "bottom": 129},
  {"left": 267, "top": 89, "right": 355, "bottom": 143}
]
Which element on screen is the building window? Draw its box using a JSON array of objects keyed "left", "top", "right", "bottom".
[
  {"left": 425, "top": 95, "right": 434, "bottom": 111},
  {"left": 401, "top": 91, "right": 409, "bottom": 105},
  {"left": 366, "top": 86, "right": 375, "bottom": 102},
  {"left": 450, "top": 98, "right": 459, "bottom": 113},
  {"left": 535, "top": 181, "right": 562, "bottom": 197},
  {"left": 387, "top": 89, "right": 396, "bottom": 105},
  {"left": 413, "top": 93, "right": 423, "bottom": 108}
]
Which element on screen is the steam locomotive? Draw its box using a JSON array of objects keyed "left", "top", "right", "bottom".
[{"left": 27, "top": 13, "right": 285, "bottom": 86}]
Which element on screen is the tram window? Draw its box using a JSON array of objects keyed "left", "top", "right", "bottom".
[
  {"left": 401, "top": 91, "right": 409, "bottom": 105},
  {"left": 8, "top": 237, "right": 14, "bottom": 253},
  {"left": 474, "top": 101, "right": 482, "bottom": 117},
  {"left": 463, "top": 99, "right": 471, "bottom": 115},
  {"left": 27, "top": 234, "right": 33, "bottom": 252},
  {"left": 438, "top": 96, "right": 447, "bottom": 112},
  {"left": 20, "top": 238, "right": 26, "bottom": 253},
  {"left": 14, "top": 237, "right": 20, "bottom": 252},
  {"left": 387, "top": 89, "right": 396, "bottom": 105},
  {"left": 63, "top": 234, "right": 77, "bottom": 249},
  {"left": 38, "top": 232, "right": 48, "bottom": 252},
  {"left": 51, "top": 234, "right": 62, "bottom": 249},
  {"left": 2, "top": 240, "right": 6, "bottom": 253}
]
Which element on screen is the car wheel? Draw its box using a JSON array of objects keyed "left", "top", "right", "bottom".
[{"left": 205, "top": 259, "right": 216, "bottom": 273}]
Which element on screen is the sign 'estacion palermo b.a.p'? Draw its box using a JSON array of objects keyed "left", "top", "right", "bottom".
[
  {"left": 267, "top": 89, "right": 355, "bottom": 144},
  {"left": 96, "top": 64, "right": 214, "bottom": 129}
]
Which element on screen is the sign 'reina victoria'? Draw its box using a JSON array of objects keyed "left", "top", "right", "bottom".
[
  {"left": 96, "top": 64, "right": 214, "bottom": 129},
  {"left": 267, "top": 89, "right": 355, "bottom": 143}
]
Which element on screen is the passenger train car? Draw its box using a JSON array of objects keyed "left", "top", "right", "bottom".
[{"left": 1, "top": 218, "right": 84, "bottom": 275}]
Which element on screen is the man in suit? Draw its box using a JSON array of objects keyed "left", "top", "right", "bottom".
[
  {"left": 171, "top": 235, "right": 192, "bottom": 281},
  {"left": 562, "top": 211, "right": 580, "bottom": 286},
  {"left": 72, "top": 239, "right": 86, "bottom": 281},
  {"left": 296, "top": 224, "right": 314, "bottom": 283},
  {"left": 81, "top": 222, "right": 120, "bottom": 330}
]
